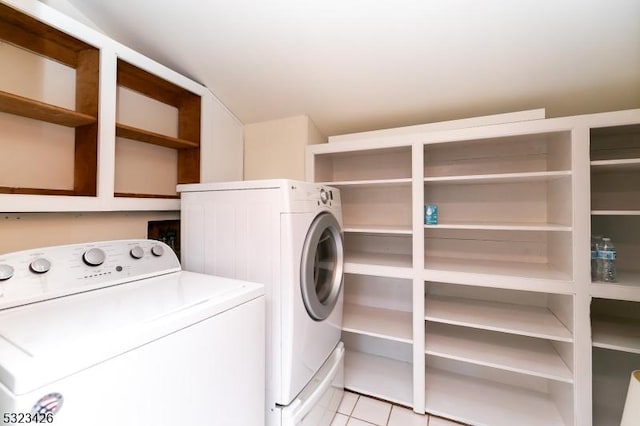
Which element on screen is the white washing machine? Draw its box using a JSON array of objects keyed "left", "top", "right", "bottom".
[
  {"left": 178, "top": 179, "right": 345, "bottom": 426},
  {"left": 0, "top": 240, "right": 265, "bottom": 426}
]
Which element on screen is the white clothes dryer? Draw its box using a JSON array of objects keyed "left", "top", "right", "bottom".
[{"left": 178, "top": 180, "right": 344, "bottom": 426}]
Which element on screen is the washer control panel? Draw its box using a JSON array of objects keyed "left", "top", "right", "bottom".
[{"left": 0, "top": 239, "right": 180, "bottom": 310}]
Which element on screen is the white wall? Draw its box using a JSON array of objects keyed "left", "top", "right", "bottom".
[{"left": 244, "top": 115, "right": 325, "bottom": 180}]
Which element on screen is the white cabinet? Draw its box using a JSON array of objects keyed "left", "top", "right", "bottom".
[
  {"left": 307, "top": 109, "right": 640, "bottom": 426},
  {"left": 0, "top": 0, "right": 243, "bottom": 212}
]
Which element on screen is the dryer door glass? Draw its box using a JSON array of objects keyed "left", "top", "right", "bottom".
[{"left": 301, "top": 212, "right": 344, "bottom": 321}]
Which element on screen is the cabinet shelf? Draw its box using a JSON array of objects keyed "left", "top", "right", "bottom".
[
  {"left": 343, "top": 303, "right": 412, "bottom": 344},
  {"left": 423, "top": 171, "right": 571, "bottom": 185},
  {"left": 591, "top": 271, "right": 640, "bottom": 302},
  {"left": 592, "top": 317, "right": 640, "bottom": 354},
  {"left": 425, "top": 367, "right": 567, "bottom": 426},
  {"left": 591, "top": 158, "right": 640, "bottom": 171},
  {"left": 591, "top": 210, "right": 640, "bottom": 216},
  {"left": 116, "top": 123, "right": 198, "bottom": 149},
  {"left": 424, "top": 221, "right": 571, "bottom": 232},
  {"left": 343, "top": 225, "right": 412, "bottom": 235},
  {"left": 425, "top": 323, "right": 573, "bottom": 383},
  {"left": 345, "top": 350, "right": 413, "bottom": 406},
  {"left": 345, "top": 251, "right": 413, "bottom": 279},
  {"left": 425, "top": 295, "right": 573, "bottom": 342},
  {"left": 424, "top": 257, "right": 573, "bottom": 293},
  {"left": 0, "top": 91, "right": 96, "bottom": 127},
  {"left": 320, "top": 178, "right": 412, "bottom": 187}
]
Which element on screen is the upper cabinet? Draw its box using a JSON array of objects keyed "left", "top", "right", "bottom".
[
  {"left": 0, "top": 2, "right": 99, "bottom": 197},
  {"left": 0, "top": 0, "right": 242, "bottom": 212}
]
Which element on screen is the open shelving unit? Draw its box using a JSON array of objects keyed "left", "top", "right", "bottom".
[
  {"left": 0, "top": 0, "right": 221, "bottom": 212},
  {"left": 342, "top": 273, "right": 414, "bottom": 405},
  {"left": 589, "top": 124, "right": 640, "bottom": 425},
  {"left": 308, "top": 107, "right": 640, "bottom": 425},
  {"left": 0, "top": 2, "right": 99, "bottom": 196},
  {"left": 115, "top": 60, "right": 201, "bottom": 199}
]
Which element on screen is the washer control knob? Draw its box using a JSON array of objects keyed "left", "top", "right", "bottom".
[
  {"left": 130, "top": 246, "right": 144, "bottom": 259},
  {"left": 151, "top": 245, "right": 164, "bottom": 257},
  {"left": 0, "top": 264, "right": 14, "bottom": 281},
  {"left": 30, "top": 258, "right": 51, "bottom": 274},
  {"left": 83, "top": 248, "right": 106, "bottom": 267},
  {"left": 320, "top": 189, "right": 329, "bottom": 204}
]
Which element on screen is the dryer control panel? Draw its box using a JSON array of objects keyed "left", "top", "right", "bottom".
[{"left": 0, "top": 240, "right": 180, "bottom": 310}]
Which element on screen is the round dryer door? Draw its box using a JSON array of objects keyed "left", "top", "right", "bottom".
[{"left": 300, "top": 212, "right": 344, "bottom": 321}]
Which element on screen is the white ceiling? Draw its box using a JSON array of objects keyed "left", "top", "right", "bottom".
[{"left": 60, "top": 0, "right": 639, "bottom": 136}]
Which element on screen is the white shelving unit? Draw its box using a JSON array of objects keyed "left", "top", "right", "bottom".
[
  {"left": 307, "top": 109, "right": 640, "bottom": 425},
  {"left": 589, "top": 123, "right": 640, "bottom": 425}
]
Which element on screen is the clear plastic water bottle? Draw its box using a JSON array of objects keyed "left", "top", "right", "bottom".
[
  {"left": 591, "top": 235, "right": 602, "bottom": 281},
  {"left": 598, "top": 237, "right": 617, "bottom": 282}
]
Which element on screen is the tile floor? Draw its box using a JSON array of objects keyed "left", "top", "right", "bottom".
[{"left": 332, "top": 391, "right": 465, "bottom": 426}]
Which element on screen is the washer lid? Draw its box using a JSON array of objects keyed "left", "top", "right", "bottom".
[{"left": 0, "top": 271, "right": 264, "bottom": 395}]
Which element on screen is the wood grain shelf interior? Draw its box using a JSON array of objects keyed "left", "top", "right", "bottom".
[
  {"left": 0, "top": 90, "right": 96, "bottom": 127},
  {"left": 114, "top": 192, "right": 180, "bottom": 199},
  {"left": 0, "top": 187, "right": 77, "bottom": 196},
  {"left": 116, "top": 123, "right": 199, "bottom": 149},
  {"left": 0, "top": 3, "right": 94, "bottom": 68},
  {"left": 117, "top": 59, "right": 201, "bottom": 185},
  {"left": 0, "top": 4, "right": 99, "bottom": 197}
]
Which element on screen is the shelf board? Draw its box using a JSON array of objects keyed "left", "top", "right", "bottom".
[
  {"left": 424, "top": 256, "right": 573, "bottom": 293},
  {"left": 114, "top": 192, "right": 180, "bottom": 199},
  {"left": 319, "top": 178, "right": 412, "bottom": 187},
  {"left": 424, "top": 221, "right": 571, "bottom": 232},
  {"left": 343, "top": 224, "right": 413, "bottom": 235},
  {"left": 591, "top": 158, "right": 640, "bottom": 172},
  {"left": 343, "top": 303, "right": 412, "bottom": 344},
  {"left": 344, "top": 350, "right": 413, "bottom": 407},
  {"left": 0, "top": 90, "right": 96, "bottom": 127},
  {"left": 423, "top": 170, "right": 571, "bottom": 185},
  {"left": 345, "top": 251, "right": 413, "bottom": 279},
  {"left": 591, "top": 210, "right": 640, "bottom": 216},
  {"left": 592, "top": 317, "right": 640, "bottom": 354},
  {"left": 425, "top": 295, "right": 573, "bottom": 342},
  {"left": 425, "top": 323, "right": 573, "bottom": 383},
  {"left": 116, "top": 123, "right": 199, "bottom": 149},
  {"left": 425, "top": 367, "right": 567, "bottom": 426},
  {"left": 0, "top": 187, "right": 77, "bottom": 196},
  {"left": 591, "top": 271, "right": 640, "bottom": 302}
]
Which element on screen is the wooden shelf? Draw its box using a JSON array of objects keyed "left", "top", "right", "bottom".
[
  {"left": 343, "top": 224, "right": 412, "bottom": 235},
  {"left": 423, "top": 171, "right": 571, "bottom": 185},
  {"left": 425, "top": 295, "right": 573, "bottom": 342},
  {"left": 345, "top": 350, "right": 413, "bottom": 407},
  {"left": 343, "top": 303, "right": 412, "bottom": 344},
  {"left": 345, "top": 251, "right": 413, "bottom": 279},
  {"left": 592, "top": 317, "right": 640, "bottom": 354},
  {"left": 424, "top": 221, "right": 571, "bottom": 232},
  {"left": 0, "top": 187, "right": 76, "bottom": 196},
  {"left": 424, "top": 256, "right": 573, "bottom": 293},
  {"left": 0, "top": 91, "right": 96, "bottom": 127},
  {"left": 425, "top": 323, "right": 573, "bottom": 383},
  {"left": 425, "top": 367, "right": 567, "bottom": 426},
  {"left": 320, "top": 178, "right": 412, "bottom": 187},
  {"left": 114, "top": 192, "right": 180, "bottom": 199},
  {"left": 591, "top": 271, "right": 640, "bottom": 302},
  {"left": 116, "top": 123, "right": 198, "bottom": 149}
]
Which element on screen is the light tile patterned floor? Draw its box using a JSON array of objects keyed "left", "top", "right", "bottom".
[{"left": 332, "top": 390, "right": 466, "bottom": 426}]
